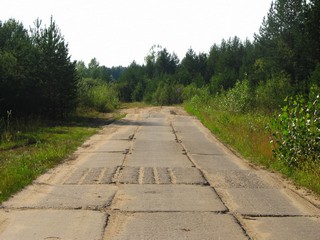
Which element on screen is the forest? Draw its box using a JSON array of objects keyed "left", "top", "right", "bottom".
[
  {"left": 0, "top": 0, "right": 319, "bottom": 199},
  {"left": 1, "top": 0, "right": 319, "bottom": 115}
]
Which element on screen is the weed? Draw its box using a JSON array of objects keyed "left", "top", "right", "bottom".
[{"left": 0, "top": 112, "right": 119, "bottom": 203}]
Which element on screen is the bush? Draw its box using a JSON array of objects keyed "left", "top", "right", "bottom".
[
  {"left": 88, "top": 85, "right": 120, "bottom": 112},
  {"left": 271, "top": 88, "right": 319, "bottom": 169},
  {"left": 78, "top": 78, "right": 120, "bottom": 112},
  {"left": 152, "top": 81, "right": 183, "bottom": 105},
  {"left": 255, "top": 74, "right": 292, "bottom": 111},
  {"left": 182, "top": 83, "right": 208, "bottom": 101},
  {"left": 210, "top": 80, "right": 252, "bottom": 113}
]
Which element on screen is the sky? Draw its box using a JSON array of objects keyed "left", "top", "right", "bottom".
[{"left": 1, "top": 0, "right": 272, "bottom": 67}]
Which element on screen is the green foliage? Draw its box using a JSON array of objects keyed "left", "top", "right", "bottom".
[
  {"left": 185, "top": 92, "right": 320, "bottom": 194},
  {"left": 0, "top": 113, "right": 120, "bottom": 202},
  {"left": 131, "top": 82, "right": 144, "bottom": 102},
  {"left": 182, "top": 83, "right": 209, "bottom": 102},
  {"left": 78, "top": 78, "right": 120, "bottom": 113},
  {"left": 255, "top": 73, "right": 293, "bottom": 111},
  {"left": 88, "top": 85, "right": 119, "bottom": 112},
  {"left": 117, "top": 61, "right": 145, "bottom": 102},
  {"left": 0, "top": 18, "right": 78, "bottom": 119},
  {"left": 208, "top": 80, "right": 252, "bottom": 113},
  {"left": 152, "top": 80, "right": 183, "bottom": 106},
  {"left": 31, "top": 17, "right": 78, "bottom": 118},
  {"left": 309, "top": 63, "right": 320, "bottom": 86},
  {"left": 76, "top": 58, "right": 125, "bottom": 82},
  {"left": 256, "top": 0, "right": 319, "bottom": 90},
  {"left": 271, "top": 89, "right": 319, "bottom": 169},
  {"left": 185, "top": 96, "right": 273, "bottom": 167}
]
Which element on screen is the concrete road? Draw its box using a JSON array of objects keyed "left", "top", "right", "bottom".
[{"left": 0, "top": 107, "right": 319, "bottom": 240}]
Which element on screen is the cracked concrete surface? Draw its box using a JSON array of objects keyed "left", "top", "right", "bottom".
[{"left": 0, "top": 106, "right": 319, "bottom": 240}]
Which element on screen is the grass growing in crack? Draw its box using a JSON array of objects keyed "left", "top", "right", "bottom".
[{"left": 0, "top": 110, "right": 120, "bottom": 203}]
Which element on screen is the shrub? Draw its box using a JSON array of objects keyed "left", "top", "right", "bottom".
[
  {"left": 78, "top": 78, "right": 120, "bottom": 112},
  {"left": 182, "top": 83, "right": 209, "bottom": 101},
  {"left": 255, "top": 74, "right": 293, "bottom": 111},
  {"left": 210, "top": 80, "right": 252, "bottom": 113},
  {"left": 271, "top": 88, "right": 319, "bottom": 169},
  {"left": 88, "top": 85, "right": 120, "bottom": 112},
  {"left": 152, "top": 81, "right": 183, "bottom": 105}
]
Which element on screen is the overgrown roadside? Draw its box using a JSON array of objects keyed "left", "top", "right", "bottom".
[
  {"left": 0, "top": 110, "right": 124, "bottom": 203},
  {"left": 184, "top": 100, "right": 320, "bottom": 196}
]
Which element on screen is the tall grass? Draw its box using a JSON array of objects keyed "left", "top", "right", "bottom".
[
  {"left": 184, "top": 82, "right": 320, "bottom": 194},
  {"left": 185, "top": 97, "right": 273, "bottom": 166},
  {"left": 0, "top": 111, "right": 120, "bottom": 202}
]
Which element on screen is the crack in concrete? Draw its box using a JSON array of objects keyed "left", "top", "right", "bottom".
[{"left": 169, "top": 121, "right": 254, "bottom": 239}]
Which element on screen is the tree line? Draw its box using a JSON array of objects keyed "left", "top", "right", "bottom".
[
  {"left": 1, "top": 0, "right": 319, "bottom": 119},
  {"left": 0, "top": 17, "right": 77, "bottom": 119},
  {"left": 117, "top": 0, "right": 319, "bottom": 107},
  {"left": 0, "top": 17, "right": 125, "bottom": 119}
]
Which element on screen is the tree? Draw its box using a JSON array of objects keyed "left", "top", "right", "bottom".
[
  {"left": 0, "top": 19, "right": 38, "bottom": 116},
  {"left": 207, "top": 37, "right": 245, "bottom": 91},
  {"left": 177, "top": 49, "right": 208, "bottom": 86},
  {"left": 154, "top": 48, "right": 179, "bottom": 77},
  {"left": 117, "top": 61, "right": 145, "bottom": 102},
  {"left": 31, "top": 17, "right": 78, "bottom": 118},
  {"left": 256, "top": 0, "right": 312, "bottom": 91}
]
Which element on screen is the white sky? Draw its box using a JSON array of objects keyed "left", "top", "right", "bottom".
[{"left": 1, "top": 0, "right": 272, "bottom": 67}]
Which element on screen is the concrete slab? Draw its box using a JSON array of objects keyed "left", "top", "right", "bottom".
[
  {"left": 109, "top": 127, "right": 137, "bottom": 140},
  {"left": 172, "top": 167, "right": 207, "bottom": 185},
  {"left": 3, "top": 185, "right": 117, "bottom": 210},
  {"left": 243, "top": 216, "right": 320, "bottom": 240},
  {"left": 207, "top": 170, "right": 274, "bottom": 189},
  {"left": 174, "top": 125, "right": 203, "bottom": 135},
  {"left": 94, "top": 140, "right": 130, "bottom": 152},
  {"left": 182, "top": 139, "right": 226, "bottom": 155},
  {"left": 116, "top": 167, "right": 206, "bottom": 185},
  {"left": 104, "top": 212, "right": 248, "bottom": 240},
  {"left": 138, "top": 121, "right": 168, "bottom": 127},
  {"left": 134, "top": 131, "right": 175, "bottom": 141},
  {"left": 191, "top": 154, "right": 246, "bottom": 170},
  {"left": 0, "top": 209, "right": 107, "bottom": 240},
  {"left": 126, "top": 151, "right": 192, "bottom": 167},
  {"left": 63, "top": 167, "right": 118, "bottom": 184},
  {"left": 111, "top": 185, "right": 226, "bottom": 212},
  {"left": 80, "top": 152, "right": 125, "bottom": 168},
  {"left": 133, "top": 140, "right": 184, "bottom": 152},
  {"left": 149, "top": 113, "right": 166, "bottom": 118},
  {"left": 118, "top": 166, "right": 140, "bottom": 184},
  {"left": 224, "top": 188, "right": 320, "bottom": 216},
  {"left": 173, "top": 115, "right": 195, "bottom": 122},
  {"left": 172, "top": 121, "right": 196, "bottom": 127}
]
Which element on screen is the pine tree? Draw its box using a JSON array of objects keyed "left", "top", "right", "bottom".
[{"left": 31, "top": 17, "right": 78, "bottom": 118}]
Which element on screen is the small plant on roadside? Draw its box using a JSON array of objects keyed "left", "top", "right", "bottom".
[{"left": 270, "top": 88, "right": 319, "bottom": 170}]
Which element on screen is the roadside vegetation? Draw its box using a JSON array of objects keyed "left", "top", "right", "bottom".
[
  {"left": 0, "top": 18, "right": 122, "bottom": 202},
  {"left": 184, "top": 83, "right": 320, "bottom": 194},
  {"left": 112, "top": 0, "right": 320, "bottom": 194},
  {"left": 0, "top": 110, "right": 123, "bottom": 202},
  {"left": 1, "top": 0, "right": 319, "bottom": 201}
]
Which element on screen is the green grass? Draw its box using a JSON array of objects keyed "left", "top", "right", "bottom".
[
  {"left": 184, "top": 102, "right": 320, "bottom": 195},
  {"left": 0, "top": 110, "right": 120, "bottom": 203}
]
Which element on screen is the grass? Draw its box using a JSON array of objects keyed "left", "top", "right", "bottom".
[
  {"left": 0, "top": 109, "right": 121, "bottom": 203},
  {"left": 184, "top": 102, "right": 320, "bottom": 195}
]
